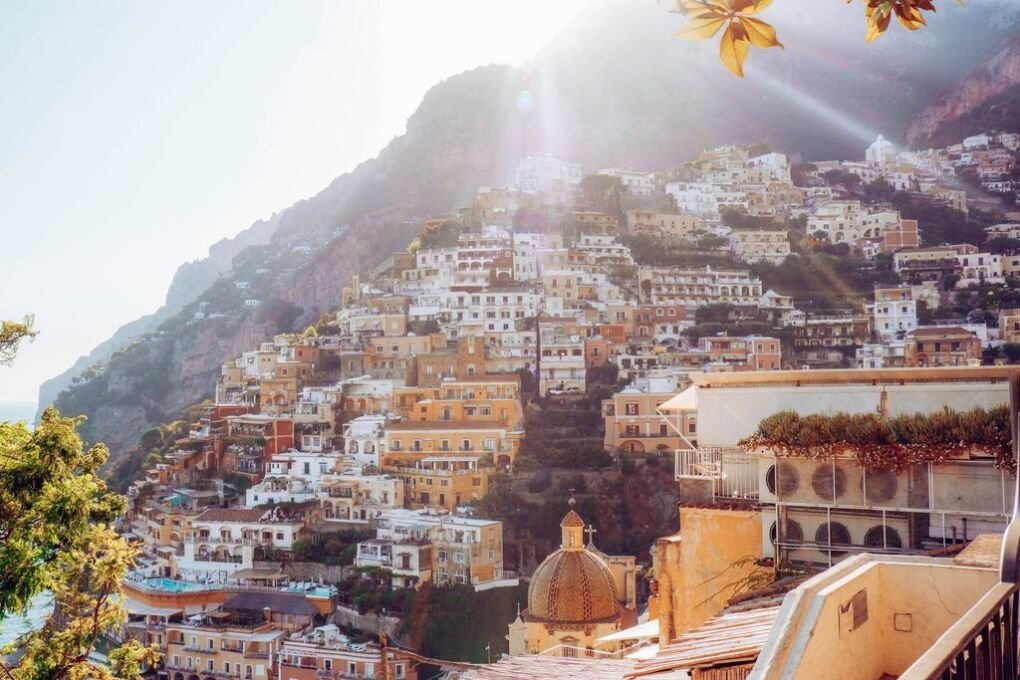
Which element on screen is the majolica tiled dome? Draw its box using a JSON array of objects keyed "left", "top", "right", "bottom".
[{"left": 526, "top": 502, "right": 620, "bottom": 625}]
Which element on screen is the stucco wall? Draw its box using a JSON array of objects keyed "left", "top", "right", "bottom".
[{"left": 658, "top": 507, "right": 766, "bottom": 641}]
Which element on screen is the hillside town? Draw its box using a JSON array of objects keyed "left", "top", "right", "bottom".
[{"left": 110, "top": 128, "right": 1020, "bottom": 678}]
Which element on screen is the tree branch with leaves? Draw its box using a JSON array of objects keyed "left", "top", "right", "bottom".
[
  {"left": 673, "top": 0, "right": 958, "bottom": 77},
  {"left": 0, "top": 319, "right": 160, "bottom": 680}
]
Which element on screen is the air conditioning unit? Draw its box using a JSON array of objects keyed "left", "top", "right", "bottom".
[
  {"left": 804, "top": 460, "right": 866, "bottom": 507},
  {"left": 758, "top": 456, "right": 778, "bottom": 504},
  {"left": 761, "top": 507, "right": 777, "bottom": 558},
  {"left": 782, "top": 508, "right": 911, "bottom": 567},
  {"left": 761, "top": 458, "right": 803, "bottom": 502}
]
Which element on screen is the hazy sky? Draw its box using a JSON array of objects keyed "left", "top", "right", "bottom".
[{"left": 0, "top": 1, "right": 588, "bottom": 405}]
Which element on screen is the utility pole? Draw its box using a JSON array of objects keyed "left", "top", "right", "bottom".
[{"left": 380, "top": 632, "right": 390, "bottom": 680}]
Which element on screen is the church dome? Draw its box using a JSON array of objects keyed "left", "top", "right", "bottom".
[{"left": 525, "top": 502, "right": 620, "bottom": 625}]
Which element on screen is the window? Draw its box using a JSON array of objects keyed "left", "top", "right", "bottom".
[{"left": 625, "top": 403, "right": 639, "bottom": 415}]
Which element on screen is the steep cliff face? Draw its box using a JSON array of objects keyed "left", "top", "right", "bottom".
[
  {"left": 907, "top": 34, "right": 1020, "bottom": 147},
  {"left": 37, "top": 215, "right": 277, "bottom": 421},
  {"left": 54, "top": 65, "right": 529, "bottom": 460}
]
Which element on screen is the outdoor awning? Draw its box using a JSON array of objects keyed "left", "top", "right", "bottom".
[
  {"left": 597, "top": 619, "right": 660, "bottom": 643},
  {"left": 124, "top": 598, "right": 183, "bottom": 618},
  {"left": 231, "top": 568, "right": 286, "bottom": 580},
  {"left": 658, "top": 386, "right": 697, "bottom": 412},
  {"left": 625, "top": 644, "right": 660, "bottom": 661}
]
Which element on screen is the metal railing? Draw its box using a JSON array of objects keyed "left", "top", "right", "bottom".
[
  {"left": 675, "top": 447, "right": 759, "bottom": 501},
  {"left": 899, "top": 372, "right": 1020, "bottom": 679},
  {"left": 900, "top": 583, "right": 1018, "bottom": 679}
]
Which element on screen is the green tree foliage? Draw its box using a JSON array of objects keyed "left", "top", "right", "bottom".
[
  {"left": 621, "top": 234, "right": 740, "bottom": 268},
  {"left": 0, "top": 316, "right": 36, "bottom": 366},
  {"left": 0, "top": 407, "right": 161, "bottom": 678},
  {"left": 695, "top": 303, "right": 738, "bottom": 324},
  {"left": 418, "top": 221, "right": 463, "bottom": 249},
  {"left": 579, "top": 174, "right": 624, "bottom": 218},
  {"left": 986, "top": 236, "right": 1020, "bottom": 255},
  {"left": 741, "top": 406, "right": 1013, "bottom": 472},
  {"left": 752, "top": 251, "right": 899, "bottom": 309},
  {"left": 891, "top": 193, "right": 988, "bottom": 247},
  {"left": 256, "top": 298, "right": 304, "bottom": 334},
  {"left": 720, "top": 208, "right": 780, "bottom": 231},
  {"left": 822, "top": 169, "right": 862, "bottom": 188},
  {"left": 863, "top": 177, "right": 896, "bottom": 203},
  {"left": 1, "top": 326, "right": 161, "bottom": 677}
]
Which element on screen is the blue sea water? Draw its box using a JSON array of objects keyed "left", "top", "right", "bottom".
[
  {"left": 0, "top": 594, "right": 53, "bottom": 647},
  {"left": 0, "top": 401, "right": 37, "bottom": 426}
]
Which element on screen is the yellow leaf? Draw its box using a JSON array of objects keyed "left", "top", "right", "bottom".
[
  {"left": 734, "top": 0, "right": 774, "bottom": 15},
  {"left": 719, "top": 22, "right": 750, "bottom": 77},
  {"left": 895, "top": 5, "right": 927, "bottom": 31},
  {"left": 676, "top": 0, "right": 729, "bottom": 14},
  {"left": 676, "top": 14, "right": 728, "bottom": 40},
  {"left": 739, "top": 16, "right": 783, "bottom": 49},
  {"left": 865, "top": 9, "right": 891, "bottom": 43}
]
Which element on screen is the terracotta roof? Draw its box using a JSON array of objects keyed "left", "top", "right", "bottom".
[
  {"left": 461, "top": 656, "right": 637, "bottom": 680},
  {"left": 560, "top": 510, "right": 585, "bottom": 528},
  {"left": 194, "top": 508, "right": 268, "bottom": 523},
  {"left": 627, "top": 605, "right": 781, "bottom": 678},
  {"left": 527, "top": 549, "right": 620, "bottom": 625},
  {"left": 386, "top": 419, "right": 507, "bottom": 431}
]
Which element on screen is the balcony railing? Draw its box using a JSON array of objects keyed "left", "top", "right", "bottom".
[
  {"left": 900, "top": 582, "right": 1018, "bottom": 679},
  {"left": 898, "top": 377, "right": 1020, "bottom": 679},
  {"left": 675, "top": 447, "right": 759, "bottom": 501}
]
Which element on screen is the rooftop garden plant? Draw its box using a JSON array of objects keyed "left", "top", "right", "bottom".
[{"left": 738, "top": 405, "right": 1014, "bottom": 472}]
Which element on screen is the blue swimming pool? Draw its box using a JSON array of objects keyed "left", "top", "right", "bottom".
[{"left": 142, "top": 577, "right": 205, "bottom": 592}]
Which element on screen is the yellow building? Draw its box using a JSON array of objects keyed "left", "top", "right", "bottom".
[
  {"left": 508, "top": 500, "right": 635, "bottom": 656},
  {"left": 393, "top": 456, "right": 489, "bottom": 511},
  {"left": 384, "top": 420, "right": 521, "bottom": 469},
  {"left": 650, "top": 506, "right": 767, "bottom": 644}
]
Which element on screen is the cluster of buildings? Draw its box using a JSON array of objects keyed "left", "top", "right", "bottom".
[
  {"left": 114, "top": 129, "right": 1020, "bottom": 677},
  {"left": 473, "top": 365, "right": 1020, "bottom": 680}
]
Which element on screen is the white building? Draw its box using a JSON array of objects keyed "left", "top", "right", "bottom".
[
  {"left": 516, "top": 154, "right": 582, "bottom": 204},
  {"left": 538, "top": 335, "right": 587, "bottom": 396},
  {"left": 866, "top": 134, "right": 896, "bottom": 167},
  {"left": 867, "top": 287, "right": 918, "bottom": 342},
  {"left": 176, "top": 507, "right": 304, "bottom": 581},
  {"left": 956, "top": 252, "right": 1004, "bottom": 288},
  {"left": 342, "top": 413, "right": 395, "bottom": 467},
  {"left": 598, "top": 167, "right": 655, "bottom": 195},
  {"left": 244, "top": 450, "right": 341, "bottom": 508}
]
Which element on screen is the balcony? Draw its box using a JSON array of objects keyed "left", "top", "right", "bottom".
[{"left": 675, "top": 447, "right": 758, "bottom": 501}]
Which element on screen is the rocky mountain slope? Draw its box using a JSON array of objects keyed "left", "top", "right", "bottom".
[
  {"left": 907, "top": 34, "right": 1020, "bottom": 148},
  {"left": 36, "top": 215, "right": 277, "bottom": 421},
  {"left": 47, "top": 0, "right": 1020, "bottom": 465}
]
